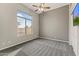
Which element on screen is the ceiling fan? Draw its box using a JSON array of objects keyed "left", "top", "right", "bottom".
[{"left": 32, "top": 3, "right": 50, "bottom": 13}]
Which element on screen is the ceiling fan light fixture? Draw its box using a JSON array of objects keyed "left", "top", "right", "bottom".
[
  {"left": 32, "top": 3, "right": 50, "bottom": 13},
  {"left": 39, "top": 8, "right": 44, "bottom": 11}
]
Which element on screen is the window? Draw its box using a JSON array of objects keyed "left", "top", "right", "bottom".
[{"left": 17, "top": 11, "right": 32, "bottom": 37}]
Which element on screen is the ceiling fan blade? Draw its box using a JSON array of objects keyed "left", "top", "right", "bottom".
[
  {"left": 35, "top": 9, "right": 38, "bottom": 12},
  {"left": 44, "top": 7, "right": 50, "bottom": 9},
  {"left": 32, "top": 5, "right": 38, "bottom": 7}
]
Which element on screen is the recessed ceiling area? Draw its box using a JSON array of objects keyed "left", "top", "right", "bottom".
[{"left": 24, "top": 3, "right": 69, "bottom": 14}]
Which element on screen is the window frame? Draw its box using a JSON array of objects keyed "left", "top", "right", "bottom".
[{"left": 17, "top": 10, "right": 32, "bottom": 37}]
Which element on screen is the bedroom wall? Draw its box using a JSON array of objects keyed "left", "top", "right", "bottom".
[
  {"left": 0, "top": 3, "right": 39, "bottom": 50},
  {"left": 39, "top": 5, "right": 69, "bottom": 42}
]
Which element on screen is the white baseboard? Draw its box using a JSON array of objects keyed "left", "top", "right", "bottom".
[{"left": 40, "top": 37, "right": 69, "bottom": 43}]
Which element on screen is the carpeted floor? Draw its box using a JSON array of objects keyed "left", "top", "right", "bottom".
[{"left": 15, "top": 38, "right": 75, "bottom": 56}]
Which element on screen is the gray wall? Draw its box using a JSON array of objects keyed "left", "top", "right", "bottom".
[
  {"left": 0, "top": 4, "right": 39, "bottom": 50},
  {"left": 39, "top": 5, "right": 69, "bottom": 41}
]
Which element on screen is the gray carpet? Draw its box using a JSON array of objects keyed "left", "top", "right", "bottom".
[
  {"left": 15, "top": 39, "right": 75, "bottom": 56},
  {"left": 16, "top": 51, "right": 27, "bottom": 56}
]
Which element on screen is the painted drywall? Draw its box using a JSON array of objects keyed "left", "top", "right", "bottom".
[
  {"left": 39, "top": 5, "right": 69, "bottom": 42},
  {"left": 0, "top": 4, "right": 39, "bottom": 50},
  {"left": 77, "top": 26, "right": 79, "bottom": 56}
]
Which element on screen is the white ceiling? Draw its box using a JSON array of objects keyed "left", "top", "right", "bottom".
[{"left": 24, "top": 3, "right": 69, "bottom": 14}]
